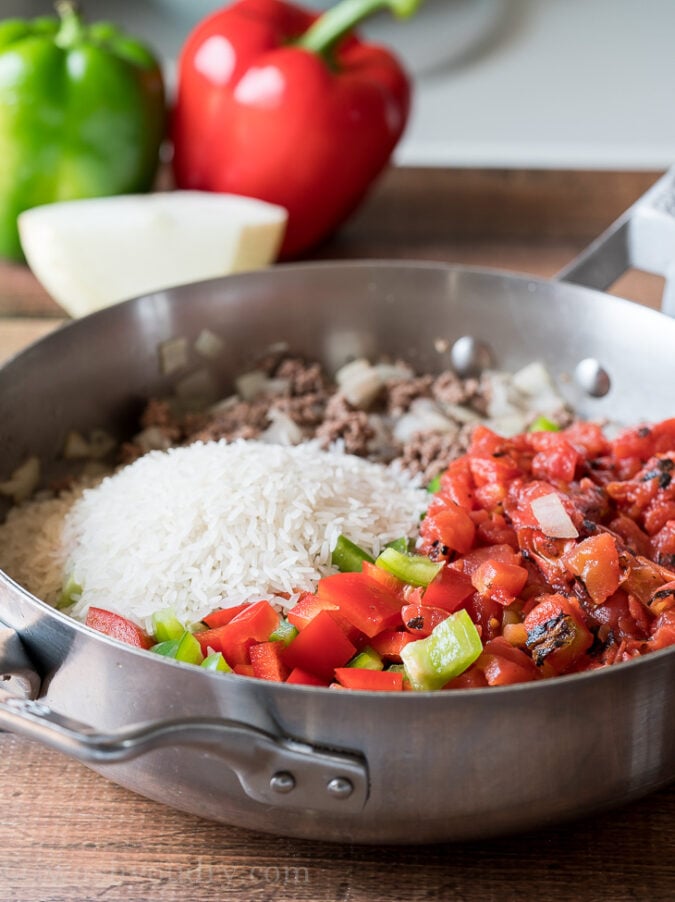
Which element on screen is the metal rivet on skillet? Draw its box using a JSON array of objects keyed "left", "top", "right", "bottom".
[
  {"left": 450, "top": 336, "right": 494, "bottom": 378},
  {"left": 326, "top": 777, "right": 354, "bottom": 799},
  {"left": 574, "top": 358, "right": 611, "bottom": 397},
  {"left": 270, "top": 771, "right": 296, "bottom": 794}
]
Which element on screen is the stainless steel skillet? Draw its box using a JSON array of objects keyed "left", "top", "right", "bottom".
[{"left": 0, "top": 169, "right": 674, "bottom": 844}]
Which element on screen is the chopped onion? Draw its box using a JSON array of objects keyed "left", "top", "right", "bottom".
[
  {"left": 0, "top": 456, "right": 41, "bottom": 503},
  {"left": 194, "top": 329, "right": 224, "bottom": 360},
  {"left": 393, "top": 398, "right": 458, "bottom": 444},
  {"left": 336, "top": 359, "right": 383, "bottom": 409},
  {"left": 135, "top": 426, "right": 174, "bottom": 453},
  {"left": 530, "top": 493, "right": 579, "bottom": 539},
  {"left": 260, "top": 408, "right": 303, "bottom": 446},
  {"left": 62, "top": 430, "right": 92, "bottom": 460},
  {"left": 159, "top": 336, "right": 188, "bottom": 376},
  {"left": 235, "top": 370, "right": 267, "bottom": 401}
]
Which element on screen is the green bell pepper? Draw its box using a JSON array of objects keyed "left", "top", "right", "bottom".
[{"left": 0, "top": 1, "right": 165, "bottom": 260}]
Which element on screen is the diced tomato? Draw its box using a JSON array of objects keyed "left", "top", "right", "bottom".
[
  {"left": 250, "top": 641, "right": 289, "bottom": 682},
  {"left": 611, "top": 419, "right": 675, "bottom": 463},
  {"left": 451, "top": 544, "right": 521, "bottom": 577},
  {"left": 202, "top": 602, "right": 250, "bottom": 629},
  {"left": 562, "top": 532, "right": 620, "bottom": 605},
  {"left": 422, "top": 564, "right": 475, "bottom": 612},
  {"left": 285, "top": 667, "right": 329, "bottom": 687},
  {"left": 195, "top": 600, "right": 279, "bottom": 667},
  {"left": 439, "top": 457, "right": 475, "bottom": 511},
  {"left": 471, "top": 559, "right": 528, "bottom": 606},
  {"left": 477, "top": 652, "right": 538, "bottom": 687},
  {"left": 370, "top": 628, "right": 415, "bottom": 661},
  {"left": 281, "top": 610, "right": 356, "bottom": 681},
  {"left": 401, "top": 603, "right": 450, "bottom": 638},
  {"left": 609, "top": 515, "right": 651, "bottom": 556},
  {"left": 461, "top": 592, "right": 503, "bottom": 642},
  {"left": 563, "top": 421, "right": 610, "bottom": 459},
  {"left": 475, "top": 512, "right": 519, "bottom": 549},
  {"left": 523, "top": 595, "right": 593, "bottom": 674},
  {"left": 444, "top": 664, "right": 489, "bottom": 690},
  {"left": 317, "top": 571, "right": 402, "bottom": 637},
  {"left": 86, "top": 607, "right": 153, "bottom": 649},
  {"left": 419, "top": 501, "right": 476, "bottom": 554},
  {"left": 646, "top": 609, "right": 675, "bottom": 651},
  {"left": 529, "top": 432, "right": 580, "bottom": 483},
  {"left": 334, "top": 668, "right": 403, "bottom": 691}
]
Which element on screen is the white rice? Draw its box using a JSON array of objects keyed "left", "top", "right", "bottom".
[{"left": 0, "top": 440, "right": 427, "bottom": 628}]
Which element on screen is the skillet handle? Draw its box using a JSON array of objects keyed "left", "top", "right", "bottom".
[
  {"left": 0, "top": 627, "right": 368, "bottom": 815},
  {"left": 556, "top": 166, "right": 675, "bottom": 316}
]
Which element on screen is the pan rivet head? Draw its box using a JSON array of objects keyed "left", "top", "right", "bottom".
[
  {"left": 575, "top": 358, "right": 611, "bottom": 398},
  {"left": 270, "top": 771, "right": 295, "bottom": 794},
  {"left": 326, "top": 777, "right": 354, "bottom": 799},
  {"left": 450, "top": 336, "right": 494, "bottom": 378}
]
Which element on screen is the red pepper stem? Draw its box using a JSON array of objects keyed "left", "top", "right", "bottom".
[
  {"left": 54, "top": 0, "right": 85, "bottom": 48},
  {"left": 297, "top": 0, "right": 422, "bottom": 58}
]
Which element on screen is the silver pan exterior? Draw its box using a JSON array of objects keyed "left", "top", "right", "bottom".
[{"left": 0, "top": 261, "right": 674, "bottom": 844}]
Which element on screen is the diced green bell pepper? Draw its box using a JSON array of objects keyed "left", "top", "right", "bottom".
[
  {"left": 375, "top": 547, "right": 442, "bottom": 587},
  {"left": 174, "top": 631, "right": 204, "bottom": 665},
  {"left": 385, "top": 536, "right": 409, "bottom": 553},
  {"left": 152, "top": 608, "right": 185, "bottom": 643},
  {"left": 528, "top": 416, "right": 560, "bottom": 433},
  {"left": 56, "top": 573, "right": 82, "bottom": 609},
  {"left": 426, "top": 474, "right": 442, "bottom": 494},
  {"left": 348, "top": 646, "right": 383, "bottom": 671},
  {"left": 201, "top": 652, "right": 232, "bottom": 672},
  {"left": 0, "top": 0, "right": 165, "bottom": 260},
  {"left": 401, "top": 609, "right": 483, "bottom": 691},
  {"left": 150, "top": 638, "right": 182, "bottom": 657},
  {"left": 269, "top": 618, "right": 298, "bottom": 646},
  {"left": 331, "top": 534, "right": 374, "bottom": 572}
]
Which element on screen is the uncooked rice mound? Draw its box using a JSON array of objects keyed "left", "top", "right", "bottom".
[{"left": 60, "top": 440, "right": 427, "bottom": 626}]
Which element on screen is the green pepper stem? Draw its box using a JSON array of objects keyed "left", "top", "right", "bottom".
[
  {"left": 297, "top": 0, "right": 423, "bottom": 58},
  {"left": 54, "top": 0, "right": 85, "bottom": 48}
]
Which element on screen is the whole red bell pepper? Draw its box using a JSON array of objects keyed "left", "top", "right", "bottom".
[{"left": 172, "top": 0, "right": 420, "bottom": 257}]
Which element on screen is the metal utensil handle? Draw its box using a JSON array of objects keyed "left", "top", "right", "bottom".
[
  {"left": 556, "top": 166, "right": 675, "bottom": 315},
  {"left": 0, "top": 627, "right": 368, "bottom": 814}
]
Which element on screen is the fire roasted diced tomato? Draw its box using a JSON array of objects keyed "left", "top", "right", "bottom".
[
  {"left": 471, "top": 559, "right": 528, "bottom": 606},
  {"left": 524, "top": 595, "right": 593, "bottom": 674},
  {"left": 422, "top": 564, "right": 474, "bottom": 612},
  {"left": 563, "top": 532, "right": 620, "bottom": 604},
  {"left": 401, "top": 603, "right": 450, "bottom": 638}
]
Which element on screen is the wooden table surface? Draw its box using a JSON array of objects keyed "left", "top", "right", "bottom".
[{"left": 1, "top": 169, "right": 673, "bottom": 902}]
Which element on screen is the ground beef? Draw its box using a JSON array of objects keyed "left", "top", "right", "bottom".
[
  {"left": 399, "top": 426, "right": 475, "bottom": 484},
  {"left": 275, "top": 358, "right": 329, "bottom": 397},
  {"left": 184, "top": 399, "right": 271, "bottom": 445},
  {"left": 121, "top": 352, "right": 572, "bottom": 480},
  {"left": 385, "top": 375, "right": 434, "bottom": 416},
  {"left": 315, "top": 394, "right": 374, "bottom": 457}
]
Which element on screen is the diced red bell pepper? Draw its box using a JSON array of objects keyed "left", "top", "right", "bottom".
[
  {"left": 234, "top": 664, "right": 255, "bottom": 677},
  {"left": 401, "top": 603, "right": 450, "bottom": 638},
  {"left": 317, "top": 571, "right": 402, "bottom": 637},
  {"left": 471, "top": 559, "right": 528, "bottom": 606},
  {"left": 422, "top": 564, "right": 474, "bottom": 612},
  {"left": 563, "top": 532, "right": 620, "bottom": 604},
  {"left": 370, "top": 628, "right": 415, "bottom": 661},
  {"left": 287, "top": 592, "right": 339, "bottom": 630},
  {"left": 250, "top": 641, "right": 289, "bottom": 682},
  {"left": 85, "top": 607, "right": 153, "bottom": 649},
  {"left": 195, "top": 600, "right": 280, "bottom": 666},
  {"left": 202, "top": 602, "right": 251, "bottom": 629},
  {"left": 285, "top": 667, "right": 329, "bottom": 687},
  {"left": 334, "top": 668, "right": 403, "bottom": 691},
  {"left": 361, "top": 561, "right": 406, "bottom": 598},
  {"left": 281, "top": 610, "right": 356, "bottom": 682}
]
